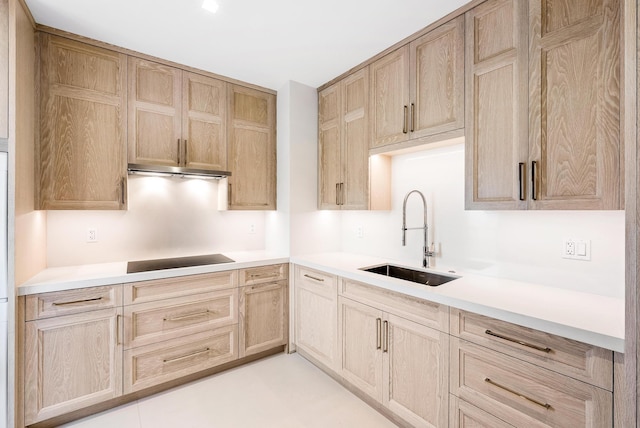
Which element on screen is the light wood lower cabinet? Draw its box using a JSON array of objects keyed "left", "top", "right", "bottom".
[
  {"left": 338, "top": 296, "right": 449, "bottom": 428},
  {"left": 124, "top": 325, "right": 237, "bottom": 394},
  {"left": 239, "top": 280, "right": 288, "bottom": 358},
  {"left": 24, "top": 307, "right": 123, "bottom": 425},
  {"left": 450, "top": 395, "right": 515, "bottom": 428},
  {"left": 294, "top": 266, "right": 339, "bottom": 370}
]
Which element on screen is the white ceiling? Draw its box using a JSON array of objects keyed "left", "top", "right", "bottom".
[{"left": 25, "top": 0, "right": 470, "bottom": 91}]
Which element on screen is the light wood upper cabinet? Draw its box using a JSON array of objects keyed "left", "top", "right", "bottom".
[
  {"left": 0, "top": 0, "right": 7, "bottom": 140},
  {"left": 24, "top": 307, "right": 123, "bottom": 425},
  {"left": 319, "top": 68, "right": 375, "bottom": 210},
  {"left": 128, "top": 58, "right": 182, "bottom": 167},
  {"left": 528, "top": 0, "right": 621, "bottom": 209},
  {"left": 370, "top": 18, "right": 464, "bottom": 151},
  {"left": 128, "top": 58, "right": 228, "bottom": 171},
  {"left": 227, "top": 84, "right": 276, "bottom": 210},
  {"left": 38, "top": 34, "right": 127, "bottom": 210},
  {"left": 465, "top": 0, "right": 529, "bottom": 210}
]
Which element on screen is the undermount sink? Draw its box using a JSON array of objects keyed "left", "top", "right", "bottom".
[{"left": 361, "top": 264, "right": 458, "bottom": 287}]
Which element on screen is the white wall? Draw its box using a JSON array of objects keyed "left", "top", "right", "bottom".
[
  {"left": 341, "top": 142, "right": 625, "bottom": 298},
  {"left": 47, "top": 176, "right": 266, "bottom": 266}
]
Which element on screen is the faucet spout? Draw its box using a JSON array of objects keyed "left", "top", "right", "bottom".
[{"left": 402, "top": 190, "right": 435, "bottom": 268}]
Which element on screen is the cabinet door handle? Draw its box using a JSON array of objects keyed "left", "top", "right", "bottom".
[
  {"left": 303, "top": 274, "right": 324, "bottom": 282},
  {"left": 376, "top": 318, "right": 382, "bottom": 350},
  {"left": 518, "top": 163, "right": 525, "bottom": 201},
  {"left": 184, "top": 139, "right": 188, "bottom": 165},
  {"left": 531, "top": 161, "right": 538, "bottom": 200},
  {"left": 382, "top": 320, "right": 389, "bottom": 353},
  {"left": 228, "top": 183, "right": 232, "bottom": 203},
  {"left": 336, "top": 183, "right": 340, "bottom": 206},
  {"left": 177, "top": 139, "right": 181, "bottom": 165},
  {"left": 410, "top": 103, "right": 415, "bottom": 133},
  {"left": 484, "top": 378, "right": 551, "bottom": 409},
  {"left": 120, "top": 177, "right": 126, "bottom": 206},
  {"left": 485, "top": 329, "right": 551, "bottom": 353},
  {"left": 403, "top": 105, "right": 408, "bottom": 134},
  {"left": 340, "top": 183, "right": 344, "bottom": 206},
  {"left": 163, "top": 347, "right": 211, "bottom": 364},
  {"left": 116, "top": 314, "right": 121, "bottom": 345},
  {"left": 163, "top": 310, "right": 211, "bottom": 322},
  {"left": 52, "top": 297, "right": 103, "bottom": 306}
]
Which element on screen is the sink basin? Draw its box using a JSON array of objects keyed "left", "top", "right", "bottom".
[{"left": 361, "top": 264, "right": 458, "bottom": 287}]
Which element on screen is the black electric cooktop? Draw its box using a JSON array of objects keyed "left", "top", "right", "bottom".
[{"left": 126, "top": 253, "right": 235, "bottom": 274}]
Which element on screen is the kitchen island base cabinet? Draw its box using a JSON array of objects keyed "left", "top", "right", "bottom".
[{"left": 24, "top": 308, "right": 123, "bottom": 425}]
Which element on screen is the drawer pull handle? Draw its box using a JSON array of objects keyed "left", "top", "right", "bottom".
[
  {"left": 52, "top": 297, "right": 103, "bottom": 306},
  {"left": 163, "top": 347, "right": 210, "bottom": 363},
  {"left": 484, "top": 378, "right": 551, "bottom": 410},
  {"left": 303, "top": 274, "right": 324, "bottom": 282},
  {"left": 164, "top": 310, "right": 211, "bottom": 322},
  {"left": 485, "top": 330, "right": 551, "bottom": 353}
]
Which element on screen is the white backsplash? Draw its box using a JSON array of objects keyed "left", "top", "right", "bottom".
[
  {"left": 46, "top": 176, "right": 266, "bottom": 266},
  {"left": 341, "top": 143, "right": 625, "bottom": 298}
]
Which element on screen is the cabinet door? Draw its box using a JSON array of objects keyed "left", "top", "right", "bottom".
[
  {"left": 318, "top": 82, "right": 341, "bottom": 209},
  {"left": 227, "top": 85, "right": 276, "bottom": 209},
  {"left": 24, "top": 308, "right": 123, "bottom": 425},
  {"left": 128, "top": 57, "right": 182, "bottom": 167},
  {"left": 528, "top": 0, "right": 621, "bottom": 209},
  {"left": 38, "top": 34, "right": 127, "bottom": 210},
  {"left": 0, "top": 0, "right": 7, "bottom": 139},
  {"left": 410, "top": 16, "right": 464, "bottom": 140},
  {"left": 294, "top": 266, "right": 338, "bottom": 369},
  {"left": 239, "top": 281, "right": 288, "bottom": 358},
  {"left": 338, "top": 297, "right": 383, "bottom": 401},
  {"left": 464, "top": 0, "right": 528, "bottom": 210},
  {"left": 182, "top": 72, "right": 227, "bottom": 171},
  {"left": 341, "top": 68, "right": 369, "bottom": 209},
  {"left": 450, "top": 396, "right": 515, "bottom": 428},
  {"left": 370, "top": 46, "right": 410, "bottom": 148},
  {"left": 383, "top": 313, "right": 449, "bottom": 428}
]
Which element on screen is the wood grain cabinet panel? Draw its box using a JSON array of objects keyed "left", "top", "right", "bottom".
[
  {"left": 450, "top": 395, "right": 515, "bottom": 428},
  {"left": 239, "top": 280, "right": 288, "bottom": 358},
  {"left": 227, "top": 84, "right": 276, "bottom": 209},
  {"left": 450, "top": 338, "right": 612, "bottom": 428},
  {"left": 24, "top": 307, "right": 123, "bottom": 424},
  {"left": 38, "top": 34, "right": 127, "bottom": 210},
  {"left": 294, "top": 266, "right": 339, "bottom": 369},
  {"left": 128, "top": 59, "right": 228, "bottom": 172},
  {"left": 0, "top": 0, "right": 7, "bottom": 139},
  {"left": 319, "top": 68, "right": 375, "bottom": 210},
  {"left": 124, "top": 325, "right": 238, "bottom": 394},
  {"left": 25, "top": 285, "right": 122, "bottom": 321},
  {"left": 465, "top": 0, "right": 529, "bottom": 210},
  {"left": 528, "top": 0, "right": 621, "bottom": 209},
  {"left": 338, "top": 296, "right": 449, "bottom": 428},
  {"left": 238, "top": 263, "right": 287, "bottom": 286}
]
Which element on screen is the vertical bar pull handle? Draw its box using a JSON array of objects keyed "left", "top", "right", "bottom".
[
  {"left": 340, "top": 183, "right": 344, "bottom": 206},
  {"left": 531, "top": 161, "right": 538, "bottom": 201},
  {"left": 403, "top": 106, "right": 408, "bottom": 134},
  {"left": 116, "top": 314, "right": 121, "bottom": 345},
  {"left": 336, "top": 183, "right": 340, "bottom": 206},
  {"left": 184, "top": 139, "right": 188, "bottom": 165},
  {"left": 120, "top": 177, "right": 126, "bottom": 206},
  {"left": 518, "top": 163, "right": 525, "bottom": 201},
  {"left": 228, "top": 183, "right": 232, "bottom": 204},
  {"left": 376, "top": 318, "right": 382, "bottom": 350},
  {"left": 177, "top": 139, "right": 181, "bottom": 165},
  {"left": 410, "top": 103, "right": 415, "bottom": 132},
  {"left": 383, "top": 320, "right": 389, "bottom": 353}
]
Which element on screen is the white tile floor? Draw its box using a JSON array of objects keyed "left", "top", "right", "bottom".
[{"left": 60, "top": 353, "right": 398, "bottom": 428}]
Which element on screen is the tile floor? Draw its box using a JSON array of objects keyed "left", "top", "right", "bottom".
[{"left": 60, "top": 353, "right": 398, "bottom": 428}]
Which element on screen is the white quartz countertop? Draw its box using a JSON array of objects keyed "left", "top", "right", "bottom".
[
  {"left": 18, "top": 251, "right": 289, "bottom": 296},
  {"left": 290, "top": 253, "right": 625, "bottom": 353}
]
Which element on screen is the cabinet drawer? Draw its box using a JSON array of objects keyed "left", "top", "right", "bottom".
[
  {"left": 124, "top": 270, "right": 237, "bottom": 305},
  {"left": 450, "top": 338, "right": 612, "bottom": 428},
  {"left": 450, "top": 309, "right": 613, "bottom": 390},
  {"left": 124, "top": 288, "right": 237, "bottom": 349},
  {"left": 295, "top": 265, "right": 337, "bottom": 296},
  {"left": 239, "top": 263, "right": 288, "bottom": 286},
  {"left": 25, "top": 285, "right": 122, "bottom": 321},
  {"left": 450, "top": 396, "right": 514, "bottom": 428},
  {"left": 123, "top": 325, "right": 238, "bottom": 394},
  {"left": 339, "top": 278, "right": 448, "bottom": 332}
]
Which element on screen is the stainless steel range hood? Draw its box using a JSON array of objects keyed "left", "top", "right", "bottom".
[{"left": 127, "top": 163, "right": 231, "bottom": 179}]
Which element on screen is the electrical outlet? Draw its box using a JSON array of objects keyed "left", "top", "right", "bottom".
[
  {"left": 356, "top": 226, "right": 364, "bottom": 239},
  {"left": 249, "top": 224, "right": 256, "bottom": 234},
  {"left": 563, "top": 238, "right": 590, "bottom": 260},
  {"left": 87, "top": 228, "right": 98, "bottom": 243}
]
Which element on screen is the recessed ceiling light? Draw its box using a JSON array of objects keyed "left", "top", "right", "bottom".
[{"left": 202, "top": 0, "right": 219, "bottom": 13}]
